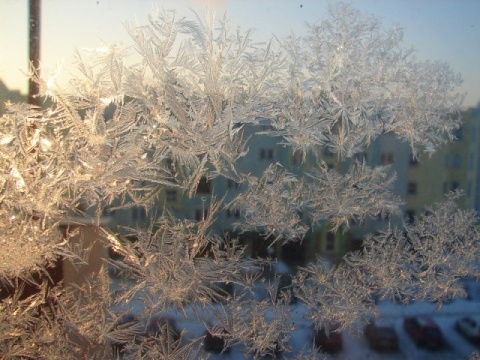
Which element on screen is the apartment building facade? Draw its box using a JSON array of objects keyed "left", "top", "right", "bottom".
[
  {"left": 107, "top": 108, "right": 480, "bottom": 262},
  {"left": 405, "top": 107, "right": 480, "bottom": 219}
]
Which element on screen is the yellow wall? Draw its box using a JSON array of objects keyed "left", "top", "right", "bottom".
[
  {"left": 406, "top": 109, "right": 480, "bottom": 216},
  {"left": 62, "top": 224, "right": 109, "bottom": 288}
]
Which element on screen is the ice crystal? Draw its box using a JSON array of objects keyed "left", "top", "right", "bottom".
[{"left": 0, "top": 3, "right": 473, "bottom": 359}]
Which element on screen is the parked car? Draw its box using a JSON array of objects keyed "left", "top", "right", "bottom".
[
  {"left": 134, "top": 314, "right": 181, "bottom": 356},
  {"left": 455, "top": 316, "right": 480, "bottom": 344},
  {"left": 314, "top": 324, "right": 343, "bottom": 354},
  {"left": 204, "top": 325, "right": 230, "bottom": 353},
  {"left": 403, "top": 316, "right": 445, "bottom": 349},
  {"left": 145, "top": 314, "right": 180, "bottom": 340},
  {"left": 109, "top": 313, "right": 142, "bottom": 359},
  {"left": 364, "top": 320, "right": 399, "bottom": 352}
]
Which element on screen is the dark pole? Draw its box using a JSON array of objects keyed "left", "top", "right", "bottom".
[{"left": 28, "top": 0, "right": 41, "bottom": 106}]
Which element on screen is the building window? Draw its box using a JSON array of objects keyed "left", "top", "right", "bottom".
[
  {"left": 355, "top": 152, "right": 368, "bottom": 163},
  {"left": 260, "top": 148, "right": 274, "bottom": 160},
  {"left": 102, "top": 207, "right": 115, "bottom": 217},
  {"left": 326, "top": 231, "right": 335, "bottom": 251},
  {"left": 454, "top": 127, "right": 463, "bottom": 141},
  {"left": 196, "top": 177, "right": 211, "bottom": 194},
  {"left": 195, "top": 209, "right": 208, "bottom": 221},
  {"left": 166, "top": 158, "right": 177, "bottom": 177},
  {"left": 227, "top": 179, "right": 240, "bottom": 190},
  {"left": 132, "top": 207, "right": 147, "bottom": 221},
  {"left": 405, "top": 210, "right": 415, "bottom": 224},
  {"left": 407, "top": 182, "right": 417, "bottom": 195},
  {"left": 291, "top": 149, "right": 303, "bottom": 166},
  {"left": 376, "top": 211, "right": 391, "bottom": 221},
  {"left": 469, "top": 153, "right": 475, "bottom": 170},
  {"left": 380, "top": 152, "right": 393, "bottom": 165},
  {"left": 166, "top": 189, "right": 177, "bottom": 202},
  {"left": 296, "top": 209, "right": 304, "bottom": 221},
  {"left": 451, "top": 181, "right": 460, "bottom": 191},
  {"left": 267, "top": 149, "right": 274, "bottom": 160},
  {"left": 409, "top": 154, "right": 418, "bottom": 166},
  {"left": 467, "top": 180, "right": 472, "bottom": 197},
  {"left": 226, "top": 208, "right": 241, "bottom": 218},
  {"left": 323, "top": 147, "right": 334, "bottom": 157},
  {"left": 471, "top": 126, "right": 476, "bottom": 143}
]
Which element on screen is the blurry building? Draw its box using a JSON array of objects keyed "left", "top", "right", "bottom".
[
  {"left": 404, "top": 107, "right": 480, "bottom": 217},
  {"left": 0, "top": 80, "right": 26, "bottom": 115},
  {"left": 106, "top": 108, "right": 480, "bottom": 263}
]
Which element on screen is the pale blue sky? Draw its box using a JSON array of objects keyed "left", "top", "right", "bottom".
[{"left": 1, "top": 0, "right": 479, "bottom": 107}]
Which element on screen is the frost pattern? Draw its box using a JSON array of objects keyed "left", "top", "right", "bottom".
[{"left": 0, "top": 3, "right": 473, "bottom": 359}]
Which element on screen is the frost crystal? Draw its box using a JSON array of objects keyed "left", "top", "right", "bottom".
[{"left": 0, "top": 3, "right": 473, "bottom": 359}]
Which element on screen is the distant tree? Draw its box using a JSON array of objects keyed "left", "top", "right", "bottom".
[
  {"left": 0, "top": 81, "right": 26, "bottom": 115},
  {"left": 0, "top": 3, "right": 475, "bottom": 359}
]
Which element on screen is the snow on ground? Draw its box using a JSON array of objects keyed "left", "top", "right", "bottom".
[{"left": 109, "top": 276, "right": 480, "bottom": 359}]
